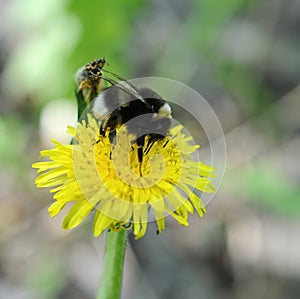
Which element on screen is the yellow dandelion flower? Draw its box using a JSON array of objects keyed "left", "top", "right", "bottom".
[{"left": 32, "top": 115, "right": 216, "bottom": 239}]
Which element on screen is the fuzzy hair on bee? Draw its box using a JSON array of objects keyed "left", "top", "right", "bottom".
[{"left": 75, "top": 58, "right": 173, "bottom": 175}]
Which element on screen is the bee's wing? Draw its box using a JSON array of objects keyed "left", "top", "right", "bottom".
[
  {"left": 102, "top": 69, "right": 140, "bottom": 94},
  {"left": 102, "top": 76, "right": 141, "bottom": 99},
  {"left": 101, "top": 69, "right": 151, "bottom": 107}
]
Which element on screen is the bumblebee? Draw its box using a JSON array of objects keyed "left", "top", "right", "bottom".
[{"left": 75, "top": 58, "right": 172, "bottom": 174}]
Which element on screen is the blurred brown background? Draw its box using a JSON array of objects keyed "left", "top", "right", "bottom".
[{"left": 0, "top": 0, "right": 300, "bottom": 298}]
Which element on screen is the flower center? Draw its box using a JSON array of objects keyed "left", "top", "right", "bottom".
[{"left": 95, "top": 132, "right": 181, "bottom": 188}]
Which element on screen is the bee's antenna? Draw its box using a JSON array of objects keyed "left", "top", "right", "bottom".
[
  {"left": 101, "top": 75, "right": 139, "bottom": 98},
  {"left": 101, "top": 75, "right": 149, "bottom": 107},
  {"left": 102, "top": 69, "right": 152, "bottom": 108},
  {"left": 102, "top": 69, "right": 139, "bottom": 94}
]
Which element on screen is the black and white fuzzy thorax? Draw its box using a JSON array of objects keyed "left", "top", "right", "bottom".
[{"left": 92, "top": 84, "right": 172, "bottom": 165}]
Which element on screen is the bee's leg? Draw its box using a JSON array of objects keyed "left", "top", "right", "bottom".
[
  {"left": 100, "top": 117, "right": 110, "bottom": 137},
  {"left": 95, "top": 122, "right": 105, "bottom": 144},
  {"left": 109, "top": 130, "right": 116, "bottom": 160},
  {"left": 163, "top": 140, "right": 169, "bottom": 148},
  {"left": 100, "top": 123, "right": 105, "bottom": 136},
  {"left": 144, "top": 141, "right": 154, "bottom": 155},
  {"left": 144, "top": 135, "right": 157, "bottom": 155},
  {"left": 136, "top": 135, "right": 145, "bottom": 176},
  {"left": 109, "top": 130, "right": 116, "bottom": 144}
]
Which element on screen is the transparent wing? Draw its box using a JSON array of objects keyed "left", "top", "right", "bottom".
[{"left": 101, "top": 69, "right": 147, "bottom": 104}]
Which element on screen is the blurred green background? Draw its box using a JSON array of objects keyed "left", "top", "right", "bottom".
[{"left": 1, "top": 0, "right": 300, "bottom": 298}]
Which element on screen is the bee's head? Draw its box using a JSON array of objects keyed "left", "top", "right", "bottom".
[{"left": 85, "top": 58, "right": 106, "bottom": 83}]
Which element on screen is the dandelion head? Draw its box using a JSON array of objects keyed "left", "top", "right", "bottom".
[{"left": 32, "top": 115, "right": 216, "bottom": 239}]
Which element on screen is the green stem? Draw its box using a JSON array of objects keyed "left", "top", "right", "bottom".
[{"left": 97, "top": 230, "right": 127, "bottom": 299}]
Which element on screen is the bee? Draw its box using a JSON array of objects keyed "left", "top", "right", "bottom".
[{"left": 75, "top": 58, "right": 172, "bottom": 175}]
